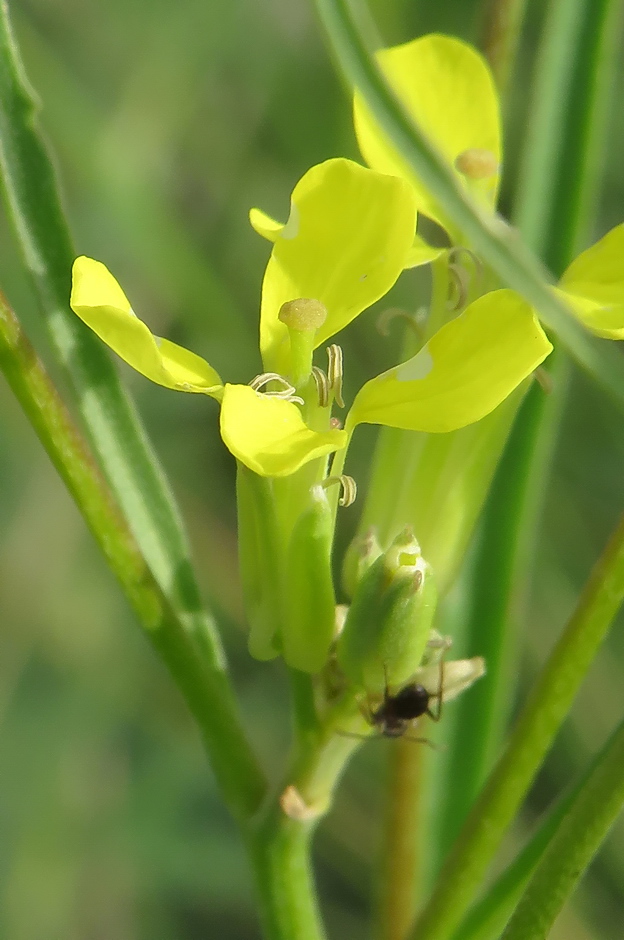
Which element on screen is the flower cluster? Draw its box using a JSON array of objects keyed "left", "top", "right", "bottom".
[{"left": 69, "top": 34, "right": 624, "bottom": 679}]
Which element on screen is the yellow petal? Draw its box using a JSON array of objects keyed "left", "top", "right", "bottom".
[
  {"left": 558, "top": 224, "right": 624, "bottom": 338},
  {"left": 220, "top": 384, "right": 348, "bottom": 477},
  {"left": 354, "top": 35, "right": 501, "bottom": 227},
  {"left": 259, "top": 158, "right": 416, "bottom": 373},
  {"left": 249, "top": 207, "right": 284, "bottom": 242},
  {"left": 348, "top": 290, "right": 552, "bottom": 433},
  {"left": 70, "top": 257, "right": 222, "bottom": 395},
  {"left": 405, "top": 238, "right": 446, "bottom": 268}
]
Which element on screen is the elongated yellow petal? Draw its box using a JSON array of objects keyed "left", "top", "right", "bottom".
[
  {"left": 220, "top": 384, "right": 348, "bottom": 477},
  {"left": 259, "top": 158, "right": 416, "bottom": 373},
  {"left": 354, "top": 35, "right": 501, "bottom": 228},
  {"left": 71, "top": 257, "right": 222, "bottom": 395},
  {"left": 558, "top": 224, "right": 624, "bottom": 338},
  {"left": 348, "top": 290, "right": 552, "bottom": 433}
]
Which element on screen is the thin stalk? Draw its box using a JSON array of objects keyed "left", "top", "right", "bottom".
[
  {"left": 0, "top": 0, "right": 219, "bottom": 659},
  {"left": 375, "top": 740, "right": 426, "bottom": 940},
  {"left": 501, "top": 715, "right": 624, "bottom": 940},
  {"left": 0, "top": 289, "right": 266, "bottom": 825},
  {"left": 410, "top": 512, "right": 624, "bottom": 940},
  {"left": 313, "top": 0, "right": 624, "bottom": 413},
  {"left": 481, "top": 0, "right": 530, "bottom": 95}
]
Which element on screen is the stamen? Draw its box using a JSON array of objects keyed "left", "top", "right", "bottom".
[
  {"left": 326, "top": 344, "right": 345, "bottom": 408},
  {"left": 249, "top": 372, "right": 304, "bottom": 404},
  {"left": 321, "top": 474, "right": 357, "bottom": 508},
  {"left": 447, "top": 264, "right": 471, "bottom": 311},
  {"left": 449, "top": 247, "right": 484, "bottom": 295},
  {"left": 377, "top": 307, "right": 425, "bottom": 340},
  {"left": 312, "top": 366, "right": 330, "bottom": 407}
]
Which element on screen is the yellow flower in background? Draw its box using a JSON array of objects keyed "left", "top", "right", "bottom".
[{"left": 352, "top": 34, "right": 624, "bottom": 341}]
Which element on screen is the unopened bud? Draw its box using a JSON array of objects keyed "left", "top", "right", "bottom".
[
  {"left": 336, "top": 527, "right": 437, "bottom": 692},
  {"left": 454, "top": 147, "right": 498, "bottom": 180},
  {"left": 341, "top": 527, "right": 383, "bottom": 598},
  {"left": 279, "top": 297, "right": 328, "bottom": 332}
]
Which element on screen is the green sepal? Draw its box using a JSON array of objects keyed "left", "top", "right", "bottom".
[
  {"left": 282, "top": 485, "right": 337, "bottom": 673},
  {"left": 236, "top": 467, "right": 281, "bottom": 661},
  {"left": 341, "top": 526, "right": 383, "bottom": 599},
  {"left": 336, "top": 528, "right": 437, "bottom": 693}
]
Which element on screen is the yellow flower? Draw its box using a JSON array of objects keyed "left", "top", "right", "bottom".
[
  {"left": 71, "top": 156, "right": 553, "bottom": 479},
  {"left": 353, "top": 34, "right": 624, "bottom": 341}
]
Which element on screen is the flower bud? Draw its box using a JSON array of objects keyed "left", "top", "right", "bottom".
[
  {"left": 336, "top": 527, "right": 437, "bottom": 693},
  {"left": 282, "top": 484, "right": 336, "bottom": 673},
  {"left": 341, "top": 526, "right": 383, "bottom": 598}
]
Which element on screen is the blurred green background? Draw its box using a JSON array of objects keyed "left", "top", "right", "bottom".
[{"left": 1, "top": 0, "right": 624, "bottom": 937}]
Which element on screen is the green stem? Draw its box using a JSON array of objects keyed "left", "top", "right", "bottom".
[
  {"left": 0, "top": 0, "right": 218, "bottom": 659},
  {"left": 0, "top": 289, "right": 266, "bottom": 825},
  {"left": 313, "top": 0, "right": 624, "bottom": 412},
  {"left": 410, "top": 512, "right": 624, "bottom": 940},
  {"left": 375, "top": 740, "right": 426, "bottom": 940},
  {"left": 481, "top": 0, "right": 530, "bottom": 96},
  {"left": 501, "top": 715, "right": 624, "bottom": 940},
  {"left": 251, "top": 812, "right": 326, "bottom": 940}
]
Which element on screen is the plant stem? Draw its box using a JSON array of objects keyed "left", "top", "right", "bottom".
[
  {"left": 375, "top": 740, "right": 425, "bottom": 940},
  {"left": 313, "top": 0, "right": 624, "bottom": 412},
  {"left": 0, "top": 0, "right": 218, "bottom": 659},
  {"left": 481, "top": 0, "right": 530, "bottom": 96},
  {"left": 251, "top": 811, "right": 326, "bottom": 940},
  {"left": 501, "top": 715, "right": 624, "bottom": 940},
  {"left": 0, "top": 289, "right": 266, "bottom": 825},
  {"left": 410, "top": 512, "right": 624, "bottom": 940}
]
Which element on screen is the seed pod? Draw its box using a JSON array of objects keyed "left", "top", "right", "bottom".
[
  {"left": 282, "top": 485, "right": 336, "bottom": 673},
  {"left": 336, "top": 527, "right": 437, "bottom": 692}
]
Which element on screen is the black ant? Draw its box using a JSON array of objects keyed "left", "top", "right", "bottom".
[{"left": 339, "top": 659, "right": 445, "bottom": 745}]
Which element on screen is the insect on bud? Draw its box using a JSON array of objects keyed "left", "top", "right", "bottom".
[
  {"left": 336, "top": 526, "right": 438, "bottom": 693},
  {"left": 278, "top": 297, "right": 328, "bottom": 332},
  {"left": 454, "top": 147, "right": 499, "bottom": 180}
]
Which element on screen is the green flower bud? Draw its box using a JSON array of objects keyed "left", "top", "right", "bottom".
[
  {"left": 341, "top": 526, "right": 383, "bottom": 598},
  {"left": 336, "top": 527, "right": 437, "bottom": 693},
  {"left": 282, "top": 484, "right": 336, "bottom": 673}
]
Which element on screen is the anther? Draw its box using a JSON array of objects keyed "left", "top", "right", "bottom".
[
  {"left": 454, "top": 148, "right": 499, "bottom": 180},
  {"left": 449, "top": 247, "right": 484, "bottom": 295},
  {"left": 249, "top": 372, "right": 304, "bottom": 404},
  {"left": 327, "top": 344, "right": 345, "bottom": 408},
  {"left": 312, "top": 366, "right": 330, "bottom": 407},
  {"left": 321, "top": 474, "right": 357, "bottom": 508}
]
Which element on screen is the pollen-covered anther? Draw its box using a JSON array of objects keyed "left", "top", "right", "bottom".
[
  {"left": 321, "top": 474, "right": 357, "bottom": 508},
  {"left": 327, "top": 343, "right": 345, "bottom": 408},
  {"left": 278, "top": 297, "right": 328, "bottom": 332},
  {"left": 312, "top": 366, "right": 330, "bottom": 407},
  {"left": 249, "top": 372, "right": 304, "bottom": 404},
  {"left": 454, "top": 147, "right": 499, "bottom": 180}
]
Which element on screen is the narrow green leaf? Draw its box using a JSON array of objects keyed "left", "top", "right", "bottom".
[
  {"left": 501, "top": 716, "right": 624, "bottom": 940},
  {"left": 0, "top": 1, "right": 217, "bottom": 657},
  {"left": 0, "top": 289, "right": 266, "bottom": 823},
  {"left": 410, "top": 512, "right": 624, "bottom": 940},
  {"left": 313, "top": 0, "right": 624, "bottom": 413}
]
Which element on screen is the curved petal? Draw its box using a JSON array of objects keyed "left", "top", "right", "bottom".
[
  {"left": 347, "top": 290, "right": 552, "bottom": 433},
  {"left": 220, "top": 384, "right": 348, "bottom": 477},
  {"left": 249, "top": 206, "right": 284, "bottom": 242},
  {"left": 71, "top": 257, "right": 223, "bottom": 395},
  {"left": 354, "top": 35, "right": 501, "bottom": 227},
  {"left": 406, "top": 237, "right": 446, "bottom": 268},
  {"left": 558, "top": 225, "right": 624, "bottom": 338},
  {"left": 259, "top": 158, "right": 416, "bottom": 373}
]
